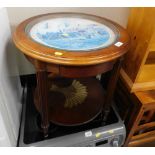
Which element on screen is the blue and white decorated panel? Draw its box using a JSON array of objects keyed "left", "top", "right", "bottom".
[{"left": 29, "top": 17, "right": 117, "bottom": 51}]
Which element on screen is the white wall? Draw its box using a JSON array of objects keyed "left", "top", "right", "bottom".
[
  {"left": 0, "top": 8, "right": 22, "bottom": 146},
  {"left": 7, "top": 7, "right": 130, "bottom": 75}
]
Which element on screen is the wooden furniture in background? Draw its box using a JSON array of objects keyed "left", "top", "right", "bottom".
[
  {"left": 13, "top": 13, "right": 130, "bottom": 137},
  {"left": 121, "top": 8, "right": 155, "bottom": 92},
  {"left": 126, "top": 91, "right": 155, "bottom": 147},
  {"left": 114, "top": 8, "right": 155, "bottom": 147},
  {"left": 114, "top": 79, "right": 155, "bottom": 147}
]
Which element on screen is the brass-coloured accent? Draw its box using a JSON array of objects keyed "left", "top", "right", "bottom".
[
  {"left": 50, "top": 80, "right": 88, "bottom": 108},
  {"left": 54, "top": 51, "right": 63, "bottom": 56}
]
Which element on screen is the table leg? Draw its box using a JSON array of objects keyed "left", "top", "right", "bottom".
[
  {"left": 36, "top": 71, "right": 49, "bottom": 137},
  {"left": 102, "top": 57, "right": 123, "bottom": 123}
]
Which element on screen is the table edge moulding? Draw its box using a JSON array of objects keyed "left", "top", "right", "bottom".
[
  {"left": 13, "top": 12, "right": 130, "bottom": 137},
  {"left": 13, "top": 12, "right": 130, "bottom": 66}
]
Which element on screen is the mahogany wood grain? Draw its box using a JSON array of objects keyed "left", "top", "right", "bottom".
[
  {"left": 34, "top": 78, "right": 104, "bottom": 126},
  {"left": 13, "top": 13, "right": 130, "bottom": 137},
  {"left": 26, "top": 55, "right": 115, "bottom": 78},
  {"left": 13, "top": 12, "right": 130, "bottom": 66},
  {"left": 36, "top": 71, "right": 49, "bottom": 137},
  {"left": 59, "top": 61, "right": 115, "bottom": 78},
  {"left": 102, "top": 57, "right": 123, "bottom": 122}
]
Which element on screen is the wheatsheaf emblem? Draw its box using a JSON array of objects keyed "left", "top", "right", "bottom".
[{"left": 50, "top": 80, "right": 88, "bottom": 108}]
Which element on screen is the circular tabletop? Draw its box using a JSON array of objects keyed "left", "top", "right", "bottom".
[{"left": 13, "top": 13, "right": 130, "bottom": 66}]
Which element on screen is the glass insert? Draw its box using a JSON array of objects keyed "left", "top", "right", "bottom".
[{"left": 28, "top": 17, "right": 118, "bottom": 51}]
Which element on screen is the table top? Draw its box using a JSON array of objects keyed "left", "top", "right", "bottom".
[
  {"left": 28, "top": 17, "right": 117, "bottom": 51},
  {"left": 13, "top": 13, "right": 130, "bottom": 66}
]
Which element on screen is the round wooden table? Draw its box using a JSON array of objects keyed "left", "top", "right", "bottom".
[{"left": 13, "top": 13, "right": 130, "bottom": 137}]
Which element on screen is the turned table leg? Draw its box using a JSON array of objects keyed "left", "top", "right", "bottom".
[
  {"left": 102, "top": 57, "right": 123, "bottom": 123},
  {"left": 36, "top": 71, "right": 49, "bottom": 137}
]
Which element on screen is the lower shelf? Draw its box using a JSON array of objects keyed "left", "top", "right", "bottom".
[{"left": 34, "top": 77, "right": 105, "bottom": 126}]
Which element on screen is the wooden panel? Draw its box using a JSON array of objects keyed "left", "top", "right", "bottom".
[
  {"left": 135, "top": 90, "right": 155, "bottom": 105},
  {"left": 114, "top": 77, "right": 134, "bottom": 121},
  {"left": 121, "top": 67, "right": 155, "bottom": 92},
  {"left": 120, "top": 68, "right": 134, "bottom": 92},
  {"left": 113, "top": 78, "right": 144, "bottom": 146},
  {"left": 145, "top": 51, "right": 155, "bottom": 64},
  {"left": 59, "top": 61, "right": 114, "bottom": 78},
  {"left": 115, "top": 78, "right": 155, "bottom": 146},
  {"left": 133, "top": 82, "right": 155, "bottom": 92},
  {"left": 46, "top": 63, "right": 59, "bottom": 74},
  {"left": 122, "top": 8, "right": 155, "bottom": 84},
  {"left": 136, "top": 64, "right": 155, "bottom": 83},
  {"left": 149, "top": 28, "right": 155, "bottom": 51}
]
